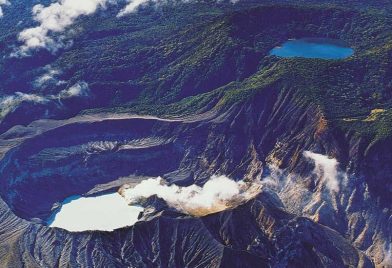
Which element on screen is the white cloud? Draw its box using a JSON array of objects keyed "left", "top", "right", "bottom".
[
  {"left": 117, "top": 0, "right": 150, "bottom": 17},
  {"left": 13, "top": 0, "right": 242, "bottom": 55},
  {"left": 56, "top": 81, "right": 90, "bottom": 99},
  {"left": 15, "top": 0, "right": 111, "bottom": 55},
  {"left": 0, "top": 0, "right": 10, "bottom": 18},
  {"left": 34, "top": 66, "right": 62, "bottom": 87},
  {"left": 117, "top": 0, "right": 240, "bottom": 16},
  {"left": 119, "top": 175, "right": 262, "bottom": 216},
  {"left": 0, "top": 92, "right": 48, "bottom": 119},
  {"left": 303, "top": 151, "right": 340, "bottom": 193},
  {"left": 0, "top": 81, "right": 90, "bottom": 120}
]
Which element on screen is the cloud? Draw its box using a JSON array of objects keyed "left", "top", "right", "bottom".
[
  {"left": 56, "top": 81, "right": 90, "bottom": 99},
  {"left": 14, "top": 0, "right": 241, "bottom": 55},
  {"left": 15, "top": 0, "right": 111, "bottom": 55},
  {"left": 117, "top": 0, "right": 239, "bottom": 16},
  {"left": 34, "top": 66, "right": 63, "bottom": 88},
  {"left": 0, "top": 81, "right": 90, "bottom": 120},
  {"left": 117, "top": 0, "right": 150, "bottom": 17},
  {"left": 0, "top": 92, "right": 48, "bottom": 119},
  {"left": 303, "top": 151, "right": 340, "bottom": 193},
  {"left": 0, "top": 0, "right": 10, "bottom": 18},
  {"left": 119, "top": 175, "right": 262, "bottom": 216}
]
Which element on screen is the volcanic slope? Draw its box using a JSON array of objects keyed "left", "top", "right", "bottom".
[{"left": 0, "top": 1, "right": 391, "bottom": 267}]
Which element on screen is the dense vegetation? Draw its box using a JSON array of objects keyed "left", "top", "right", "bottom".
[{"left": 1, "top": 0, "right": 392, "bottom": 143}]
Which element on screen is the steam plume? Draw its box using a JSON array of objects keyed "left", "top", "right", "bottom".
[
  {"left": 119, "top": 175, "right": 262, "bottom": 216},
  {"left": 303, "top": 151, "right": 340, "bottom": 193},
  {"left": 381, "top": 243, "right": 392, "bottom": 266}
]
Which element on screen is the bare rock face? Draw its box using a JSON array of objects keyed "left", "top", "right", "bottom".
[
  {"left": 0, "top": 86, "right": 388, "bottom": 267},
  {"left": 0, "top": 185, "right": 373, "bottom": 268}
]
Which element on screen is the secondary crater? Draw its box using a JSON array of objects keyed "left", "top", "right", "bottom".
[{"left": 270, "top": 38, "right": 354, "bottom": 59}]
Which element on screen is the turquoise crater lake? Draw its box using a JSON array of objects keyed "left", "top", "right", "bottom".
[{"left": 270, "top": 38, "right": 354, "bottom": 59}]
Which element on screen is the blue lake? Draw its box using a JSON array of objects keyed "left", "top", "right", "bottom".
[{"left": 270, "top": 38, "right": 354, "bottom": 59}]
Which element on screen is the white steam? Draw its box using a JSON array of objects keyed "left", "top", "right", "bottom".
[
  {"left": 0, "top": 0, "right": 10, "bottom": 17},
  {"left": 15, "top": 0, "right": 112, "bottom": 55},
  {"left": 303, "top": 151, "right": 340, "bottom": 193},
  {"left": 120, "top": 175, "right": 262, "bottom": 216},
  {"left": 381, "top": 243, "right": 392, "bottom": 266}
]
